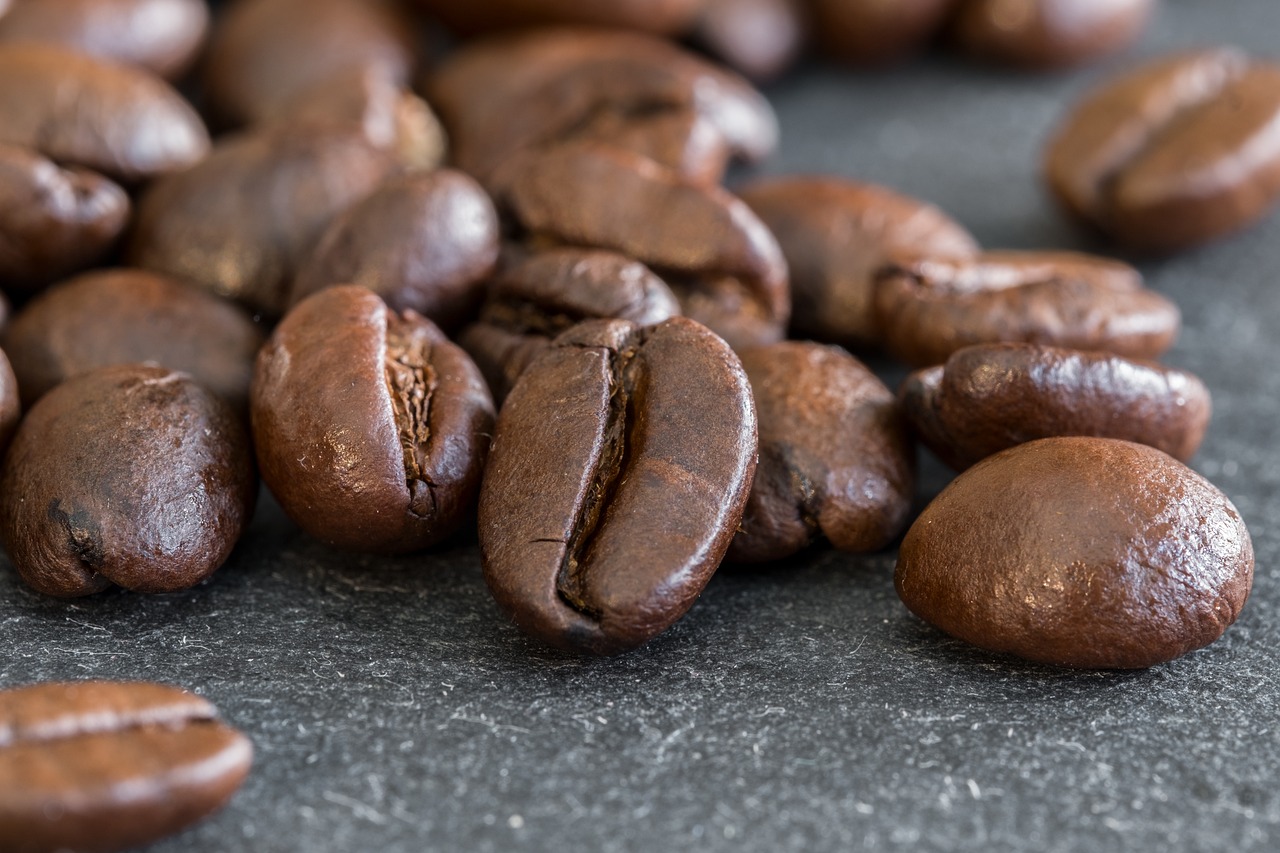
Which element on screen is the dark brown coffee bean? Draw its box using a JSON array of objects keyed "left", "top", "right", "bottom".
[
  {"left": 0, "top": 0, "right": 210, "bottom": 79},
  {"left": 0, "top": 681, "right": 252, "bottom": 853},
  {"left": 426, "top": 27, "right": 777, "bottom": 188},
  {"left": 129, "top": 123, "right": 409, "bottom": 317},
  {"left": 727, "top": 342, "right": 914, "bottom": 563},
  {"left": 412, "top": 0, "right": 703, "bottom": 37},
  {"left": 459, "top": 248, "right": 681, "bottom": 403},
  {"left": 480, "top": 317, "right": 757, "bottom": 655},
  {"left": 1045, "top": 48, "right": 1280, "bottom": 252},
  {"left": 2, "top": 269, "right": 265, "bottom": 412},
  {"left": 740, "top": 176, "right": 978, "bottom": 348},
  {"left": 875, "top": 251, "right": 1180, "bottom": 367},
  {"left": 0, "top": 347, "right": 19, "bottom": 459},
  {"left": 810, "top": 0, "right": 955, "bottom": 66},
  {"left": 693, "top": 0, "right": 807, "bottom": 81},
  {"left": 0, "top": 44, "right": 208, "bottom": 182},
  {"left": 0, "top": 144, "right": 129, "bottom": 293},
  {"left": 901, "top": 342, "right": 1212, "bottom": 470},
  {"left": 951, "top": 0, "right": 1153, "bottom": 70},
  {"left": 492, "top": 141, "right": 790, "bottom": 350},
  {"left": 253, "top": 286, "right": 494, "bottom": 554},
  {"left": 0, "top": 364, "right": 256, "bottom": 598},
  {"left": 204, "top": 0, "right": 418, "bottom": 127},
  {"left": 896, "top": 437, "right": 1254, "bottom": 669},
  {"left": 292, "top": 170, "right": 500, "bottom": 332}
]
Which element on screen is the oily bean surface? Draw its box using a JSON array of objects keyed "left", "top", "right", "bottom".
[
  {"left": 0, "top": 347, "right": 17, "bottom": 458},
  {"left": 952, "top": 0, "right": 1154, "bottom": 69},
  {"left": 0, "top": 681, "right": 252, "bottom": 853},
  {"left": 412, "top": 0, "right": 704, "bottom": 37},
  {"left": 896, "top": 437, "right": 1254, "bottom": 669},
  {"left": 693, "top": 0, "right": 807, "bottom": 81},
  {"left": 810, "top": 0, "right": 954, "bottom": 66},
  {"left": 479, "top": 317, "right": 757, "bottom": 656}
]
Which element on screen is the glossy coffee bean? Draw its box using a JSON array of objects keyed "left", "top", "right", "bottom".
[
  {"left": 129, "top": 123, "right": 409, "bottom": 317},
  {"left": 2, "top": 269, "right": 265, "bottom": 412},
  {"left": 900, "top": 342, "right": 1211, "bottom": 470},
  {"left": 0, "top": 44, "right": 208, "bottom": 182},
  {"left": 492, "top": 141, "right": 790, "bottom": 350},
  {"left": 0, "top": 0, "right": 210, "bottom": 79},
  {"left": 0, "top": 347, "right": 18, "bottom": 459},
  {"left": 0, "top": 681, "right": 252, "bottom": 853},
  {"left": 810, "top": 0, "right": 955, "bottom": 66},
  {"left": 694, "top": 0, "right": 807, "bottom": 81},
  {"left": 459, "top": 248, "right": 681, "bottom": 403},
  {"left": 740, "top": 176, "right": 978, "bottom": 348},
  {"left": 875, "top": 251, "right": 1180, "bottom": 367},
  {"left": 426, "top": 27, "right": 777, "bottom": 188},
  {"left": 0, "top": 364, "right": 256, "bottom": 598},
  {"left": 253, "top": 286, "right": 494, "bottom": 554},
  {"left": 292, "top": 170, "right": 500, "bottom": 332},
  {"left": 1045, "top": 48, "right": 1280, "bottom": 252},
  {"left": 0, "top": 144, "right": 129, "bottom": 293},
  {"left": 480, "top": 317, "right": 757, "bottom": 655},
  {"left": 204, "top": 0, "right": 418, "bottom": 126},
  {"left": 896, "top": 437, "right": 1254, "bottom": 669},
  {"left": 952, "top": 0, "right": 1154, "bottom": 70},
  {"left": 727, "top": 342, "right": 914, "bottom": 563},
  {"left": 412, "top": 0, "right": 703, "bottom": 37}
]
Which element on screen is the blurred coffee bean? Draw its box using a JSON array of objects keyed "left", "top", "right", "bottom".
[
  {"left": 0, "top": 348, "right": 18, "bottom": 459},
  {"left": 0, "top": 0, "right": 210, "bottom": 79},
  {"left": 0, "top": 145, "right": 130, "bottom": 294},
  {"left": 292, "top": 170, "right": 499, "bottom": 332},
  {"left": 875, "top": 251, "right": 1180, "bottom": 366},
  {"left": 412, "top": 0, "right": 703, "bottom": 37},
  {"left": 810, "top": 0, "right": 956, "bottom": 66},
  {"left": 727, "top": 342, "right": 914, "bottom": 563},
  {"left": 694, "top": 0, "right": 807, "bottom": 81},
  {"left": 740, "top": 176, "right": 978, "bottom": 348},
  {"left": 459, "top": 248, "right": 681, "bottom": 403},
  {"left": 252, "top": 286, "right": 494, "bottom": 555},
  {"left": 952, "top": 0, "right": 1155, "bottom": 70},
  {"left": 0, "top": 44, "right": 209, "bottom": 182},
  {"left": 3, "top": 268, "right": 264, "bottom": 413}
]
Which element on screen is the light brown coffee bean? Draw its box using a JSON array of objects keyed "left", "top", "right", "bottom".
[
  {"left": 693, "top": 0, "right": 808, "bottom": 81},
  {"left": 411, "top": 0, "right": 704, "bottom": 37},
  {"left": 952, "top": 0, "right": 1154, "bottom": 70}
]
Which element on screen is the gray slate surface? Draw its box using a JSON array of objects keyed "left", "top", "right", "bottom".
[{"left": 4, "top": 1, "right": 1280, "bottom": 850}]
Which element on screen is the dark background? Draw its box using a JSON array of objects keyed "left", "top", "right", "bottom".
[{"left": 5, "top": 1, "right": 1280, "bottom": 850}]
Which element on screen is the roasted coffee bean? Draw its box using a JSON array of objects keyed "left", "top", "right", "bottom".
[
  {"left": 426, "top": 27, "right": 777, "bottom": 188},
  {"left": 0, "top": 0, "right": 210, "bottom": 79},
  {"left": 492, "top": 141, "right": 789, "bottom": 350},
  {"left": 727, "top": 342, "right": 914, "bottom": 563},
  {"left": 253, "top": 286, "right": 494, "bottom": 554},
  {"left": 292, "top": 170, "right": 500, "bottom": 332},
  {"left": 896, "top": 437, "right": 1254, "bottom": 669},
  {"left": 694, "top": 0, "right": 807, "bottom": 81},
  {"left": 459, "top": 248, "right": 681, "bottom": 403},
  {"left": 952, "top": 0, "right": 1153, "bottom": 70},
  {"left": 0, "top": 44, "right": 208, "bottom": 182},
  {"left": 2, "top": 268, "right": 264, "bottom": 412},
  {"left": 875, "top": 251, "right": 1180, "bottom": 367},
  {"left": 480, "top": 317, "right": 757, "bottom": 655},
  {"left": 740, "top": 176, "right": 978, "bottom": 348},
  {"left": 0, "top": 347, "right": 18, "bottom": 458},
  {"left": 0, "top": 145, "right": 129, "bottom": 293},
  {"left": 412, "top": 0, "right": 703, "bottom": 37},
  {"left": 0, "top": 364, "right": 256, "bottom": 597},
  {"left": 810, "top": 0, "right": 955, "bottom": 66},
  {"left": 1045, "top": 48, "right": 1280, "bottom": 252},
  {"left": 129, "top": 123, "right": 410, "bottom": 317},
  {"left": 900, "top": 342, "right": 1211, "bottom": 470},
  {"left": 0, "top": 681, "right": 252, "bottom": 853},
  {"left": 204, "top": 0, "right": 418, "bottom": 127}
]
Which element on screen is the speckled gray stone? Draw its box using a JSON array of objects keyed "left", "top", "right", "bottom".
[{"left": 3, "top": 2, "right": 1280, "bottom": 850}]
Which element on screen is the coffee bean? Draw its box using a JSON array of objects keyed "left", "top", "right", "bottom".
[
  {"left": 0, "top": 364, "right": 256, "bottom": 597},
  {"left": 459, "top": 248, "right": 681, "bottom": 403},
  {"left": 896, "top": 437, "right": 1254, "bottom": 669},
  {"left": 0, "top": 0, "right": 210, "bottom": 80},
  {"left": 0, "top": 144, "right": 129, "bottom": 293},
  {"left": 693, "top": 0, "right": 807, "bottom": 81},
  {"left": 1045, "top": 48, "right": 1280, "bottom": 251},
  {"left": 492, "top": 140, "right": 790, "bottom": 350},
  {"left": 810, "top": 0, "right": 955, "bottom": 66},
  {"left": 0, "top": 680, "right": 252, "bottom": 853},
  {"left": 900, "top": 342, "right": 1212, "bottom": 470},
  {"left": 0, "top": 44, "right": 209, "bottom": 182},
  {"left": 479, "top": 317, "right": 757, "bottom": 655},
  {"left": 426, "top": 27, "right": 777, "bottom": 188},
  {"left": 740, "top": 176, "right": 978, "bottom": 348},
  {"left": 728, "top": 342, "right": 914, "bottom": 563},
  {"left": 0, "top": 347, "right": 19, "bottom": 458},
  {"left": 252, "top": 286, "right": 494, "bottom": 554},
  {"left": 875, "top": 251, "right": 1180, "bottom": 367},
  {"left": 292, "top": 170, "right": 500, "bottom": 332},
  {"left": 2, "top": 268, "right": 265, "bottom": 412},
  {"left": 412, "top": 0, "right": 704, "bottom": 37},
  {"left": 951, "top": 0, "right": 1153, "bottom": 69}
]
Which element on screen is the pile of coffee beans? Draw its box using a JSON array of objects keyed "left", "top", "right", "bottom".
[{"left": 0, "top": 0, "right": 1267, "bottom": 848}]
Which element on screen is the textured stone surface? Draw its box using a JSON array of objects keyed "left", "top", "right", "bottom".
[{"left": 3, "top": 2, "right": 1280, "bottom": 850}]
